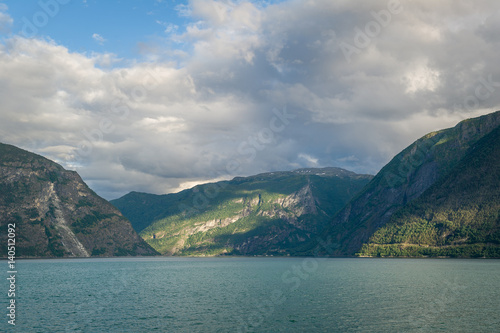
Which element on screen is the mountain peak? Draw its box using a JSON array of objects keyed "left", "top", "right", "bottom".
[
  {"left": 311, "top": 110, "right": 500, "bottom": 257},
  {"left": 0, "top": 142, "right": 158, "bottom": 258},
  {"left": 112, "top": 167, "right": 373, "bottom": 256}
]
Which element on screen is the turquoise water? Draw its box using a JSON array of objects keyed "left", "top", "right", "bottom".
[{"left": 2, "top": 257, "right": 499, "bottom": 332}]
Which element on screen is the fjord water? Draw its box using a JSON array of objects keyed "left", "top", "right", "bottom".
[{"left": 4, "top": 258, "right": 499, "bottom": 332}]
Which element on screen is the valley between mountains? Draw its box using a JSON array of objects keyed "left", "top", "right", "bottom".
[
  {"left": 113, "top": 110, "right": 500, "bottom": 258},
  {"left": 1, "top": 111, "right": 499, "bottom": 258},
  {"left": 111, "top": 168, "right": 373, "bottom": 256}
]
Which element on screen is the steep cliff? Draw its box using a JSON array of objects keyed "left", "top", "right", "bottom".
[
  {"left": 112, "top": 168, "right": 373, "bottom": 255},
  {"left": 358, "top": 123, "right": 500, "bottom": 257},
  {"left": 313, "top": 111, "right": 500, "bottom": 256},
  {"left": 0, "top": 143, "right": 158, "bottom": 257}
]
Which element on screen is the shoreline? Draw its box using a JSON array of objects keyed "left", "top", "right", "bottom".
[{"left": 2, "top": 254, "right": 499, "bottom": 260}]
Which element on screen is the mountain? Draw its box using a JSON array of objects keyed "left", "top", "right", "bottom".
[
  {"left": 310, "top": 111, "right": 500, "bottom": 257},
  {"left": 0, "top": 143, "right": 158, "bottom": 257},
  {"left": 111, "top": 167, "right": 373, "bottom": 256},
  {"left": 358, "top": 123, "right": 500, "bottom": 257}
]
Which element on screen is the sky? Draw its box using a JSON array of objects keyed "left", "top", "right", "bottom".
[{"left": 1, "top": 0, "right": 500, "bottom": 200}]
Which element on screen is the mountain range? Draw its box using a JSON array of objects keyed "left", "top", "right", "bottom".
[
  {"left": 111, "top": 168, "right": 373, "bottom": 255},
  {"left": 310, "top": 110, "right": 500, "bottom": 257},
  {"left": 358, "top": 120, "right": 500, "bottom": 257},
  {"left": 0, "top": 143, "right": 158, "bottom": 257},
  {"left": 2, "top": 111, "right": 499, "bottom": 258},
  {"left": 114, "top": 110, "right": 500, "bottom": 258}
]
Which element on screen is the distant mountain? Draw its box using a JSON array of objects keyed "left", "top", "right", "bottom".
[
  {"left": 310, "top": 111, "right": 500, "bottom": 257},
  {"left": 358, "top": 123, "right": 500, "bottom": 257},
  {"left": 111, "top": 167, "right": 373, "bottom": 256},
  {"left": 0, "top": 143, "right": 158, "bottom": 257}
]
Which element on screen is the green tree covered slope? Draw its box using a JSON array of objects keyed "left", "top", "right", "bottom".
[
  {"left": 358, "top": 123, "right": 500, "bottom": 257},
  {"left": 112, "top": 168, "right": 373, "bottom": 256},
  {"left": 310, "top": 111, "right": 500, "bottom": 257}
]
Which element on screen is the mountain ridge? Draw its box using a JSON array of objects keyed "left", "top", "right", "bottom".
[
  {"left": 358, "top": 123, "right": 500, "bottom": 257},
  {"left": 309, "top": 110, "right": 500, "bottom": 256},
  {"left": 0, "top": 143, "right": 158, "bottom": 257},
  {"left": 112, "top": 167, "right": 373, "bottom": 256},
  {"left": 5, "top": 110, "right": 498, "bottom": 258}
]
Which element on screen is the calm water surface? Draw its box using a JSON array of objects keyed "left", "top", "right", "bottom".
[{"left": 2, "top": 257, "right": 499, "bottom": 332}]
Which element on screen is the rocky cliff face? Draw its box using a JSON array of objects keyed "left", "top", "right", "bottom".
[
  {"left": 112, "top": 168, "right": 373, "bottom": 256},
  {"left": 161, "top": 184, "right": 320, "bottom": 255},
  {"left": 0, "top": 143, "right": 158, "bottom": 257},
  {"left": 314, "top": 111, "right": 500, "bottom": 255}
]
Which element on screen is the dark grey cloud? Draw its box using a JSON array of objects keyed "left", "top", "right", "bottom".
[{"left": 1, "top": 0, "right": 500, "bottom": 200}]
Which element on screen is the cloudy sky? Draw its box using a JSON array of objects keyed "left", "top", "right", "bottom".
[{"left": 1, "top": 0, "right": 500, "bottom": 200}]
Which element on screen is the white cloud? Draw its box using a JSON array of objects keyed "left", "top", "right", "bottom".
[
  {"left": 156, "top": 20, "right": 178, "bottom": 34},
  {"left": 1, "top": 0, "right": 500, "bottom": 200},
  {"left": 92, "top": 33, "right": 106, "bottom": 45},
  {"left": 403, "top": 63, "right": 441, "bottom": 94},
  {"left": 0, "top": 3, "right": 13, "bottom": 33},
  {"left": 175, "top": 3, "right": 192, "bottom": 17},
  {"left": 298, "top": 153, "right": 319, "bottom": 167}
]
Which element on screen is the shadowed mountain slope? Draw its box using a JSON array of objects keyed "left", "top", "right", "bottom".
[
  {"left": 0, "top": 143, "right": 158, "bottom": 257},
  {"left": 112, "top": 168, "right": 373, "bottom": 256},
  {"left": 309, "top": 111, "right": 500, "bottom": 256},
  {"left": 358, "top": 123, "right": 500, "bottom": 257}
]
